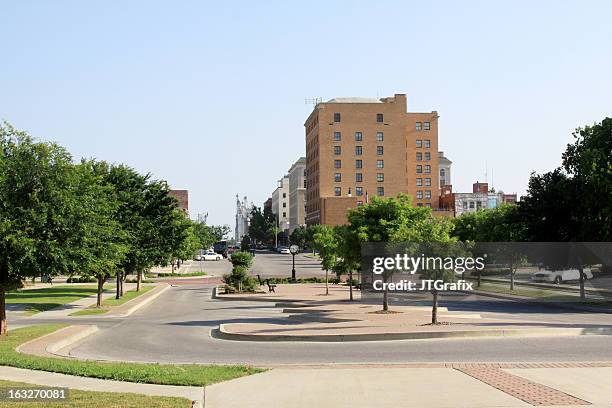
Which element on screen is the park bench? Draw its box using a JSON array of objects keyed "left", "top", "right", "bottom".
[{"left": 265, "top": 279, "right": 277, "bottom": 293}]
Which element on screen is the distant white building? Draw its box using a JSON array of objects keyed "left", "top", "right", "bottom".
[
  {"left": 271, "top": 176, "right": 290, "bottom": 232},
  {"left": 235, "top": 195, "right": 254, "bottom": 242},
  {"left": 438, "top": 151, "right": 452, "bottom": 187},
  {"left": 288, "top": 157, "right": 306, "bottom": 234}
]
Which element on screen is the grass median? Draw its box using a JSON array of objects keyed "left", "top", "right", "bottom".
[
  {"left": 0, "top": 325, "right": 263, "bottom": 386},
  {"left": 70, "top": 286, "right": 155, "bottom": 316},
  {"left": 0, "top": 380, "right": 192, "bottom": 408},
  {"left": 6, "top": 286, "right": 109, "bottom": 315}
]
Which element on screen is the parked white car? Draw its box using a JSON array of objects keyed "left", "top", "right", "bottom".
[
  {"left": 193, "top": 254, "right": 202, "bottom": 261},
  {"left": 278, "top": 247, "right": 291, "bottom": 254},
  {"left": 202, "top": 251, "right": 222, "bottom": 261},
  {"left": 532, "top": 268, "right": 593, "bottom": 284}
]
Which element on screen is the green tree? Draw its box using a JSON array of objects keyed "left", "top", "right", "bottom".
[
  {"left": 346, "top": 194, "right": 434, "bottom": 310},
  {"left": 0, "top": 123, "right": 75, "bottom": 334},
  {"left": 249, "top": 206, "right": 275, "bottom": 244},
  {"left": 290, "top": 226, "right": 309, "bottom": 250},
  {"left": 68, "top": 161, "right": 127, "bottom": 306},
  {"left": 223, "top": 251, "right": 257, "bottom": 292},
  {"left": 312, "top": 225, "right": 338, "bottom": 295},
  {"left": 562, "top": 118, "right": 612, "bottom": 241}
]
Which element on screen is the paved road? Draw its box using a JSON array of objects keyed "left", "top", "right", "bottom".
[
  {"left": 190, "top": 250, "right": 326, "bottom": 279},
  {"left": 65, "top": 282, "right": 612, "bottom": 365}
]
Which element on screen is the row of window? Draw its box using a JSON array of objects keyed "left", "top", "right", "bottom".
[
  {"left": 416, "top": 165, "right": 431, "bottom": 174},
  {"left": 334, "top": 131, "right": 384, "bottom": 142},
  {"left": 416, "top": 152, "right": 431, "bottom": 161},
  {"left": 334, "top": 159, "right": 385, "bottom": 169},
  {"left": 334, "top": 113, "right": 385, "bottom": 123},
  {"left": 416, "top": 139, "right": 431, "bottom": 148},
  {"left": 334, "top": 146, "right": 384, "bottom": 156},
  {"left": 335, "top": 186, "right": 385, "bottom": 196},
  {"left": 415, "top": 122, "right": 431, "bottom": 131},
  {"left": 334, "top": 173, "right": 385, "bottom": 182},
  {"left": 415, "top": 190, "right": 433, "bottom": 199}
]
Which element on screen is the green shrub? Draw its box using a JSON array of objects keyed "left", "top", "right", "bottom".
[
  {"left": 223, "top": 253, "right": 257, "bottom": 292},
  {"left": 66, "top": 276, "right": 98, "bottom": 283}
]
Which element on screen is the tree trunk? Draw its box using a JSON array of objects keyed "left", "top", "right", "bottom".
[
  {"left": 120, "top": 272, "right": 124, "bottom": 297},
  {"left": 579, "top": 266, "right": 586, "bottom": 300},
  {"left": 477, "top": 270, "right": 481, "bottom": 288},
  {"left": 116, "top": 273, "right": 120, "bottom": 299},
  {"left": 136, "top": 270, "right": 142, "bottom": 292},
  {"left": 349, "top": 270, "right": 353, "bottom": 301},
  {"left": 325, "top": 270, "right": 329, "bottom": 295},
  {"left": 0, "top": 287, "right": 7, "bottom": 336},
  {"left": 509, "top": 261, "right": 515, "bottom": 291},
  {"left": 431, "top": 290, "right": 438, "bottom": 324},
  {"left": 382, "top": 274, "right": 389, "bottom": 311},
  {"left": 96, "top": 276, "right": 104, "bottom": 307}
]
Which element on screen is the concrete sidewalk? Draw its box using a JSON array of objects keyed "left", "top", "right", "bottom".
[
  {"left": 206, "top": 366, "right": 611, "bottom": 408},
  {"left": 0, "top": 366, "right": 203, "bottom": 407}
]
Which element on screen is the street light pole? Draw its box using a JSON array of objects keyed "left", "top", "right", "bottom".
[{"left": 289, "top": 245, "right": 299, "bottom": 282}]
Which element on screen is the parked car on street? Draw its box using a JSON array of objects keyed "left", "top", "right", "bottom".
[
  {"left": 278, "top": 246, "right": 291, "bottom": 254},
  {"left": 202, "top": 251, "right": 222, "bottom": 261},
  {"left": 193, "top": 254, "right": 202, "bottom": 261},
  {"left": 532, "top": 268, "right": 593, "bottom": 284}
]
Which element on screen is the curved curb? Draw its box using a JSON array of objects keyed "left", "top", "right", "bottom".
[
  {"left": 16, "top": 325, "right": 99, "bottom": 358},
  {"left": 107, "top": 284, "right": 170, "bottom": 317},
  {"left": 212, "top": 324, "right": 612, "bottom": 343}
]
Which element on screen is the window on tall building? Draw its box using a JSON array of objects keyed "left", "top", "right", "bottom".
[
  {"left": 425, "top": 152, "right": 431, "bottom": 161},
  {"left": 425, "top": 190, "right": 431, "bottom": 199},
  {"left": 356, "top": 187, "right": 363, "bottom": 196},
  {"left": 416, "top": 190, "right": 423, "bottom": 199},
  {"left": 357, "top": 200, "right": 363, "bottom": 207},
  {"left": 425, "top": 203, "right": 431, "bottom": 208},
  {"left": 333, "top": 131, "right": 341, "bottom": 141},
  {"left": 416, "top": 152, "right": 422, "bottom": 161},
  {"left": 376, "top": 132, "right": 384, "bottom": 142},
  {"left": 283, "top": 212, "right": 286, "bottom": 217},
  {"left": 335, "top": 187, "right": 341, "bottom": 196},
  {"left": 416, "top": 178, "right": 423, "bottom": 187},
  {"left": 283, "top": 193, "right": 286, "bottom": 198},
  {"left": 469, "top": 201, "right": 475, "bottom": 209},
  {"left": 355, "top": 146, "right": 363, "bottom": 155},
  {"left": 377, "top": 186, "right": 384, "bottom": 196},
  {"left": 356, "top": 159, "right": 362, "bottom": 169},
  {"left": 440, "top": 169, "right": 445, "bottom": 177},
  {"left": 334, "top": 146, "right": 341, "bottom": 155},
  {"left": 376, "top": 160, "right": 384, "bottom": 169},
  {"left": 355, "top": 132, "right": 362, "bottom": 141},
  {"left": 416, "top": 122, "right": 422, "bottom": 131},
  {"left": 334, "top": 173, "right": 341, "bottom": 182},
  {"left": 416, "top": 165, "right": 423, "bottom": 174},
  {"left": 376, "top": 146, "right": 383, "bottom": 155},
  {"left": 356, "top": 173, "right": 363, "bottom": 182},
  {"left": 376, "top": 113, "right": 384, "bottom": 123},
  {"left": 424, "top": 121, "right": 431, "bottom": 131},
  {"left": 283, "top": 202, "right": 286, "bottom": 207},
  {"left": 376, "top": 173, "right": 384, "bottom": 182},
  {"left": 416, "top": 139, "right": 422, "bottom": 148},
  {"left": 334, "top": 113, "right": 341, "bottom": 122},
  {"left": 424, "top": 139, "right": 431, "bottom": 148},
  {"left": 425, "top": 178, "right": 431, "bottom": 187},
  {"left": 425, "top": 165, "right": 431, "bottom": 174},
  {"left": 334, "top": 160, "right": 341, "bottom": 169}
]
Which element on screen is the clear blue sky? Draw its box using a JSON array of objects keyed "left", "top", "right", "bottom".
[{"left": 2, "top": 1, "right": 611, "bottom": 227}]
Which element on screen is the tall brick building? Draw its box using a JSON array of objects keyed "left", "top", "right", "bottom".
[
  {"left": 169, "top": 190, "right": 189, "bottom": 215},
  {"left": 304, "top": 94, "right": 441, "bottom": 226}
]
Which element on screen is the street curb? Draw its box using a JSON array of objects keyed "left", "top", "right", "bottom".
[
  {"left": 465, "top": 289, "right": 612, "bottom": 314},
  {"left": 47, "top": 325, "right": 99, "bottom": 354},
  {"left": 212, "top": 324, "right": 612, "bottom": 343},
  {"left": 16, "top": 325, "right": 99, "bottom": 358},
  {"left": 107, "top": 284, "right": 170, "bottom": 317},
  {"left": 212, "top": 286, "right": 305, "bottom": 304}
]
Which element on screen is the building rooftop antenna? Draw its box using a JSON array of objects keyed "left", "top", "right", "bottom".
[{"left": 305, "top": 97, "right": 322, "bottom": 106}]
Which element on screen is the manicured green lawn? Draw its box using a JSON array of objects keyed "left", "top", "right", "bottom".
[
  {"left": 0, "top": 325, "right": 263, "bottom": 386},
  {"left": 6, "top": 286, "right": 110, "bottom": 315},
  {"left": 70, "top": 286, "right": 155, "bottom": 316},
  {"left": 0, "top": 380, "right": 191, "bottom": 407}
]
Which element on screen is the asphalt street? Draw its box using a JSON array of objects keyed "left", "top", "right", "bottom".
[
  {"left": 8, "top": 252, "right": 612, "bottom": 366},
  {"left": 63, "top": 282, "right": 612, "bottom": 365}
]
